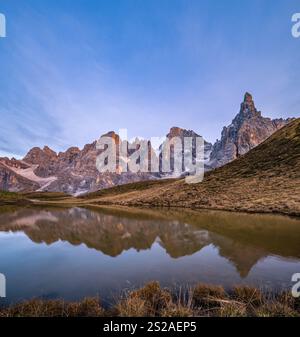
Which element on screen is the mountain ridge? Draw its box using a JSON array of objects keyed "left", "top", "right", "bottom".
[{"left": 0, "top": 93, "right": 295, "bottom": 195}]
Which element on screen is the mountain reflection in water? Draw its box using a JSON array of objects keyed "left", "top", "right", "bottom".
[{"left": 0, "top": 206, "right": 300, "bottom": 303}]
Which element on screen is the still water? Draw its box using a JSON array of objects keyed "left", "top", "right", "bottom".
[{"left": 0, "top": 206, "right": 300, "bottom": 305}]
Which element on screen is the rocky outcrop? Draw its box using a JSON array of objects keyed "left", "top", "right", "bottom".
[
  {"left": 23, "top": 146, "right": 58, "bottom": 178},
  {"left": 166, "top": 127, "right": 212, "bottom": 163},
  {"left": 0, "top": 161, "right": 40, "bottom": 192},
  {"left": 23, "top": 146, "right": 57, "bottom": 165},
  {"left": 160, "top": 127, "right": 212, "bottom": 175},
  {"left": 209, "top": 93, "right": 293, "bottom": 168}
]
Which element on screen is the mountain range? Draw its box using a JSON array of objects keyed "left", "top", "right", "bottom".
[{"left": 0, "top": 93, "right": 294, "bottom": 195}]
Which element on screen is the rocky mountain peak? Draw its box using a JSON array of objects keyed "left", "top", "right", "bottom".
[
  {"left": 58, "top": 147, "right": 80, "bottom": 164},
  {"left": 43, "top": 146, "right": 57, "bottom": 157},
  {"left": 167, "top": 127, "right": 200, "bottom": 139},
  {"left": 23, "top": 146, "right": 57, "bottom": 165},
  {"left": 243, "top": 92, "right": 254, "bottom": 104},
  {"left": 102, "top": 131, "right": 121, "bottom": 144},
  {"left": 233, "top": 92, "right": 261, "bottom": 127},
  {"left": 209, "top": 93, "right": 292, "bottom": 168},
  {"left": 168, "top": 127, "right": 184, "bottom": 138},
  {"left": 160, "top": 127, "right": 212, "bottom": 175}
]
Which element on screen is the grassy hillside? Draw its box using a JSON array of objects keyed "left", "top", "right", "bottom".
[
  {"left": 84, "top": 118, "right": 300, "bottom": 216},
  {"left": 0, "top": 191, "right": 74, "bottom": 206},
  {"left": 79, "top": 179, "right": 175, "bottom": 199}
]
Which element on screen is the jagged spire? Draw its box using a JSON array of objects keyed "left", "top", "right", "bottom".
[
  {"left": 244, "top": 92, "right": 253, "bottom": 103},
  {"left": 239, "top": 92, "right": 259, "bottom": 119}
]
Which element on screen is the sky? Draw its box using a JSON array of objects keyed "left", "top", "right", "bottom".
[{"left": 0, "top": 0, "right": 299, "bottom": 158}]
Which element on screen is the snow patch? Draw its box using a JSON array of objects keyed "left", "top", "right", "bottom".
[{"left": 73, "top": 189, "right": 90, "bottom": 197}]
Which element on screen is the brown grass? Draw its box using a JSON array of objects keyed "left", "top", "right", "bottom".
[
  {"left": 1, "top": 282, "right": 299, "bottom": 317},
  {"left": 0, "top": 298, "right": 103, "bottom": 317},
  {"left": 0, "top": 191, "right": 32, "bottom": 206},
  {"left": 192, "top": 284, "right": 227, "bottom": 309}
]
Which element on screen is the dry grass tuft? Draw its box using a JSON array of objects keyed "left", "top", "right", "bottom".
[
  {"left": 254, "top": 302, "right": 298, "bottom": 317},
  {"left": 119, "top": 281, "right": 172, "bottom": 317},
  {"left": 217, "top": 301, "right": 247, "bottom": 317},
  {"left": 0, "top": 297, "right": 104, "bottom": 317},
  {"left": 116, "top": 296, "right": 148, "bottom": 317},
  {"left": 232, "top": 286, "right": 263, "bottom": 307},
  {"left": 192, "top": 284, "right": 227, "bottom": 309},
  {"left": 161, "top": 303, "right": 194, "bottom": 317}
]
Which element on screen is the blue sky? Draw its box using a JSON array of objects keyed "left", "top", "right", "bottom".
[{"left": 0, "top": 0, "right": 299, "bottom": 158}]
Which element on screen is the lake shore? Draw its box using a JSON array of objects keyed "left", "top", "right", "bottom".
[
  {"left": 1, "top": 282, "right": 299, "bottom": 317},
  {"left": 2, "top": 190, "right": 297, "bottom": 218}
]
